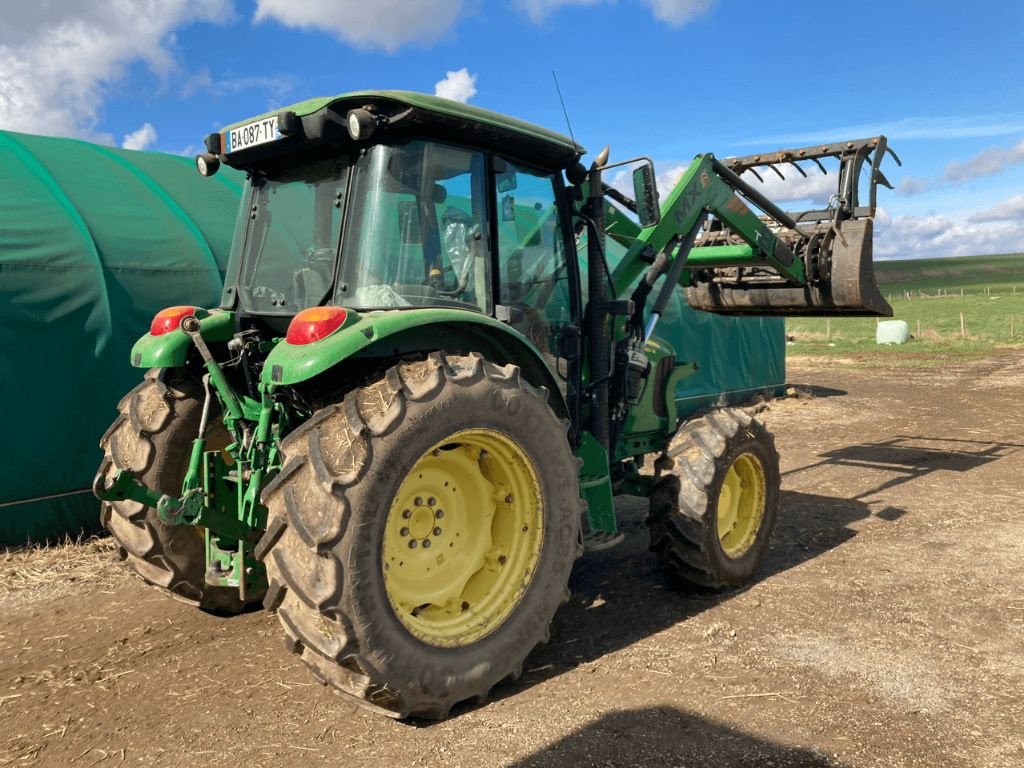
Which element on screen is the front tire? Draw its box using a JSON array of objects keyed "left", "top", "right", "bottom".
[
  {"left": 648, "top": 408, "right": 780, "bottom": 590},
  {"left": 97, "top": 368, "right": 258, "bottom": 613},
  {"left": 256, "top": 352, "right": 583, "bottom": 719}
]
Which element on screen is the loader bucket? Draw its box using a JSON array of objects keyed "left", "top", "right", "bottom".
[
  {"left": 685, "top": 218, "right": 893, "bottom": 317},
  {"left": 684, "top": 136, "right": 897, "bottom": 318}
]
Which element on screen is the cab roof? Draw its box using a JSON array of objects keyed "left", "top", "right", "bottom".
[{"left": 219, "top": 90, "right": 586, "bottom": 170}]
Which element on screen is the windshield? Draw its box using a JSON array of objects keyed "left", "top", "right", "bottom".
[
  {"left": 237, "top": 156, "right": 350, "bottom": 315},
  {"left": 337, "top": 141, "right": 491, "bottom": 312}
]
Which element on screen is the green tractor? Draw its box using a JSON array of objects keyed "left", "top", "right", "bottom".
[{"left": 94, "top": 91, "right": 895, "bottom": 718}]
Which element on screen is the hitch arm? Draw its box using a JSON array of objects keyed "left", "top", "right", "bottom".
[
  {"left": 93, "top": 466, "right": 182, "bottom": 519},
  {"left": 180, "top": 315, "right": 245, "bottom": 424}
]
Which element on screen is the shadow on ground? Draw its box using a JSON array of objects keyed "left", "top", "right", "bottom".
[
  {"left": 783, "top": 434, "right": 1023, "bottom": 501},
  {"left": 484, "top": 432, "right": 1022, "bottom": 715},
  {"left": 506, "top": 706, "right": 843, "bottom": 767},
  {"left": 480, "top": 487, "right": 875, "bottom": 714},
  {"left": 785, "top": 384, "right": 848, "bottom": 398}
]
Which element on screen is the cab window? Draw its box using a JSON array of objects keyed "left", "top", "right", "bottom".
[{"left": 493, "top": 160, "right": 572, "bottom": 361}]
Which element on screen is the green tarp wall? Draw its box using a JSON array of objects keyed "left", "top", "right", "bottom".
[
  {"left": 0, "top": 131, "right": 244, "bottom": 545},
  {"left": 601, "top": 235, "right": 786, "bottom": 418}
]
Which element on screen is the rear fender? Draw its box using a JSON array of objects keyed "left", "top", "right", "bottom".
[
  {"left": 261, "top": 309, "right": 569, "bottom": 418},
  {"left": 130, "top": 310, "right": 235, "bottom": 368}
]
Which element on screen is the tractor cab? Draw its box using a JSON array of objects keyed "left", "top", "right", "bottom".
[{"left": 204, "top": 91, "right": 584, "bottom": 363}]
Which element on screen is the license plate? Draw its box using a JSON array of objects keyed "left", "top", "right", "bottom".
[{"left": 224, "top": 116, "right": 281, "bottom": 153}]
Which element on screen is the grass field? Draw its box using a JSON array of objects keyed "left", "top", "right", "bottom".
[{"left": 785, "top": 252, "right": 1024, "bottom": 364}]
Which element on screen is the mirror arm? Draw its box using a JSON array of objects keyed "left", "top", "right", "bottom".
[{"left": 601, "top": 184, "right": 638, "bottom": 214}]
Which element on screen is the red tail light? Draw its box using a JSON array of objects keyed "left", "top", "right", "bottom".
[
  {"left": 286, "top": 306, "right": 348, "bottom": 345},
  {"left": 150, "top": 306, "right": 196, "bottom": 336}
]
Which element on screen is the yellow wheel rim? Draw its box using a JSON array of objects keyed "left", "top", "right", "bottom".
[
  {"left": 716, "top": 452, "right": 767, "bottom": 559},
  {"left": 382, "top": 428, "right": 544, "bottom": 648}
]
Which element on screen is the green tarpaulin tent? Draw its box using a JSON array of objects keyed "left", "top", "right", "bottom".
[{"left": 0, "top": 131, "right": 243, "bottom": 545}]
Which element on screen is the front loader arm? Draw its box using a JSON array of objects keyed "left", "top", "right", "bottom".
[
  {"left": 611, "top": 154, "right": 806, "bottom": 295},
  {"left": 611, "top": 137, "right": 895, "bottom": 317}
]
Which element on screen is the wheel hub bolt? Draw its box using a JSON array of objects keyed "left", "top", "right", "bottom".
[
  {"left": 402, "top": 509, "right": 411, "bottom": 519},
  {"left": 414, "top": 497, "right": 423, "bottom": 506},
  {"left": 435, "top": 509, "right": 444, "bottom": 518},
  {"left": 400, "top": 527, "right": 410, "bottom": 537},
  {"left": 498, "top": 555, "right": 507, "bottom": 564},
  {"left": 433, "top": 527, "right": 442, "bottom": 536},
  {"left": 428, "top": 497, "right": 436, "bottom": 506},
  {"left": 422, "top": 539, "right": 432, "bottom": 549},
  {"left": 408, "top": 540, "right": 418, "bottom": 549},
  {"left": 505, "top": 494, "right": 513, "bottom": 504}
]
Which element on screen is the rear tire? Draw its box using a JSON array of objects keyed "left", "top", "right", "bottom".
[
  {"left": 256, "top": 352, "right": 583, "bottom": 719},
  {"left": 648, "top": 408, "right": 779, "bottom": 590},
  {"left": 97, "top": 368, "right": 258, "bottom": 613}
]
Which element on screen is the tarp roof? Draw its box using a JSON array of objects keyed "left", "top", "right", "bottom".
[{"left": 0, "top": 131, "right": 244, "bottom": 544}]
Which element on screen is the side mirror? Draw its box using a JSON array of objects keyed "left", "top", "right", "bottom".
[{"left": 632, "top": 163, "right": 660, "bottom": 228}]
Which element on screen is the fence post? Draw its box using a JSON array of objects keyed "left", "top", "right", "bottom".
[{"left": 960, "top": 312, "right": 967, "bottom": 339}]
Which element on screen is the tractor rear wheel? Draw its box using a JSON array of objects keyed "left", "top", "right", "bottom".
[
  {"left": 256, "top": 352, "right": 583, "bottom": 719},
  {"left": 648, "top": 408, "right": 779, "bottom": 590},
  {"left": 98, "top": 368, "right": 256, "bottom": 613}
]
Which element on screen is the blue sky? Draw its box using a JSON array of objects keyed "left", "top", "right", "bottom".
[{"left": 2, "top": 0, "right": 1023, "bottom": 259}]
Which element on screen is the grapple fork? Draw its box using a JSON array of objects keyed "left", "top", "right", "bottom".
[{"left": 684, "top": 136, "right": 900, "bottom": 317}]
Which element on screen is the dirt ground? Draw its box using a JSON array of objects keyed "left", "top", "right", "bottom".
[{"left": 2, "top": 352, "right": 1023, "bottom": 768}]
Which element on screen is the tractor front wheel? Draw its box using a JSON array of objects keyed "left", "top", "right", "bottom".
[
  {"left": 648, "top": 408, "right": 780, "bottom": 590},
  {"left": 256, "top": 352, "right": 583, "bottom": 719},
  {"left": 98, "top": 368, "right": 256, "bottom": 613}
]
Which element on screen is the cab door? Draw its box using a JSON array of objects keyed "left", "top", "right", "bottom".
[{"left": 491, "top": 157, "right": 581, "bottom": 404}]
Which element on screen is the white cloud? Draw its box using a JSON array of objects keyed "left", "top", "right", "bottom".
[
  {"left": 739, "top": 115, "right": 1024, "bottom": 147},
  {"left": 434, "top": 68, "right": 477, "bottom": 103},
  {"left": 642, "top": 0, "right": 714, "bottom": 26},
  {"left": 652, "top": 163, "right": 688, "bottom": 193},
  {"left": 253, "top": 0, "right": 464, "bottom": 52},
  {"left": 181, "top": 66, "right": 296, "bottom": 109},
  {"left": 614, "top": 159, "right": 834, "bottom": 208},
  {"left": 740, "top": 167, "right": 835, "bottom": 206},
  {"left": 608, "top": 162, "right": 692, "bottom": 201},
  {"left": 969, "top": 194, "right": 1024, "bottom": 223},
  {"left": 875, "top": 212, "right": 1024, "bottom": 259},
  {"left": 122, "top": 122, "right": 158, "bottom": 151},
  {"left": 181, "top": 68, "right": 215, "bottom": 99},
  {"left": 945, "top": 138, "right": 1024, "bottom": 182},
  {"left": 615, "top": 161, "right": 1024, "bottom": 259},
  {"left": 512, "top": 0, "right": 604, "bottom": 24},
  {"left": 512, "top": 0, "right": 713, "bottom": 25},
  {"left": 895, "top": 176, "right": 930, "bottom": 196},
  {"left": 0, "top": 0, "right": 229, "bottom": 140}
]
